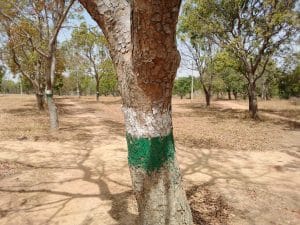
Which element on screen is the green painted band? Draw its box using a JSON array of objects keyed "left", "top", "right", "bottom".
[
  {"left": 46, "top": 94, "right": 53, "bottom": 97},
  {"left": 126, "top": 131, "right": 175, "bottom": 172}
]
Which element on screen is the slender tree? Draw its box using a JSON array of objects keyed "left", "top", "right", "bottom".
[
  {"left": 79, "top": 1, "right": 193, "bottom": 224},
  {"left": 179, "top": 18, "right": 218, "bottom": 106},
  {"left": 70, "top": 23, "right": 109, "bottom": 101}
]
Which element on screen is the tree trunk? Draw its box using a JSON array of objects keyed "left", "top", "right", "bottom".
[
  {"left": 96, "top": 79, "right": 100, "bottom": 101},
  {"left": 248, "top": 82, "right": 258, "bottom": 118},
  {"left": 80, "top": 1, "right": 193, "bottom": 224},
  {"left": 233, "top": 90, "right": 238, "bottom": 100},
  {"left": 46, "top": 92, "right": 59, "bottom": 129},
  {"left": 204, "top": 90, "right": 211, "bottom": 106},
  {"left": 227, "top": 89, "right": 232, "bottom": 100},
  {"left": 261, "top": 81, "right": 267, "bottom": 101},
  {"left": 76, "top": 74, "right": 80, "bottom": 98},
  {"left": 35, "top": 93, "right": 45, "bottom": 110},
  {"left": 45, "top": 51, "right": 59, "bottom": 129}
]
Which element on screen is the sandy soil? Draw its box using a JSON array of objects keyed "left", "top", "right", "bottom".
[{"left": 0, "top": 95, "right": 299, "bottom": 225}]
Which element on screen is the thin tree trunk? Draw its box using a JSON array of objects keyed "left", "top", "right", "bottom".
[
  {"left": 76, "top": 73, "right": 80, "bottom": 98},
  {"left": 204, "top": 90, "right": 211, "bottom": 106},
  {"left": 248, "top": 82, "right": 258, "bottom": 118},
  {"left": 261, "top": 81, "right": 267, "bottom": 101},
  {"left": 227, "top": 89, "right": 232, "bottom": 100},
  {"left": 20, "top": 81, "right": 23, "bottom": 95},
  {"left": 233, "top": 90, "right": 238, "bottom": 100},
  {"left": 96, "top": 79, "right": 100, "bottom": 101},
  {"left": 35, "top": 93, "right": 45, "bottom": 110},
  {"left": 45, "top": 50, "right": 59, "bottom": 129},
  {"left": 46, "top": 92, "right": 59, "bottom": 129}
]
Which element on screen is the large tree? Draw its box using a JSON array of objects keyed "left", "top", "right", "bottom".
[
  {"left": 0, "top": 17, "right": 46, "bottom": 109},
  {"left": 182, "top": 0, "right": 298, "bottom": 118},
  {"left": 79, "top": 1, "right": 193, "bottom": 224}
]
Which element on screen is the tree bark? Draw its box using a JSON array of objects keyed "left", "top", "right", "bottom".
[
  {"left": 204, "top": 90, "right": 211, "bottom": 107},
  {"left": 227, "top": 89, "right": 231, "bottom": 100},
  {"left": 35, "top": 93, "right": 45, "bottom": 111},
  {"left": 233, "top": 90, "right": 238, "bottom": 100},
  {"left": 45, "top": 52, "right": 59, "bottom": 129},
  {"left": 79, "top": 0, "right": 193, "bottom": 224},
  {"left": 76, "top": 73, "right": 81, "bottom": 98},
  {"left": 248, "top": 82, "right": 258, "bottom": 118},
  {"left": 261, "top": 80, "right": 267, "bottom": 101},
  {"left": 96, "top": 78, "right": 100, "bottom": 101},
  {"left": 46, "top": 92, "right": 59, "bottom": 129}
]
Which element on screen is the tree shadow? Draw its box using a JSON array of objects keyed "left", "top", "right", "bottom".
[
  {"left": 0, "top": 96, "right": 137, "bottom": 225},
  {"left": 187, "top": 185, "right": 232, "bottom": 225},
  {"left": 0, "top": 143, "right": 137, "bottom": 225}
]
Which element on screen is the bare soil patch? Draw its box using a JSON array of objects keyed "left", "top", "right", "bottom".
[{"left": 0, "top": 95, "right": 299, "bottom": 225}]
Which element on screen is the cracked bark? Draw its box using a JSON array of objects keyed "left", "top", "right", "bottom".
[{"left": 79, "top": 0, "right": 193, "bottom": 224}]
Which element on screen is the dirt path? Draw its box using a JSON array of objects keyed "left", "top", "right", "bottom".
[{"left": 0, "top": 96, "right": 299, "bottom": 225}]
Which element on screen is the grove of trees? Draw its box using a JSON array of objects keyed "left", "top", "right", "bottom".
[
  {"left": 0, "top": 0, "right": 299, "bottom": 224},
  {"left": 179, "top": 0, "right": 299, "bottom": 117}
]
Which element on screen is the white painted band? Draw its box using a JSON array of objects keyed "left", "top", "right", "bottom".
[{"left": 122, "top": 106, "right": 172, "bottom": 138}]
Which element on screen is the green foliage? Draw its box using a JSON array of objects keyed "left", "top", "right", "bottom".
[
  {"left": 99, "top": 59, "right": 118, "bottom": 96},
  {"left": 1, "top": 79, "right": 19, "bottom": 93},
  {"left": 278, "top": 65, "right": 300, "bottom": 99},
  {"left": 64, "top": 22, "right": 110, "bottom": 96},
  {"left": 20, "top": 76, "right": 33, "bottom": 93},
  {"left": 213, "top": 51, "right": 245, "bottom": 96},
  {"left": 54, "top": 75, "right": 64, "bottom": 94},
  {"left": 173, "top": 77, "right": 192, "bottom": 99}
]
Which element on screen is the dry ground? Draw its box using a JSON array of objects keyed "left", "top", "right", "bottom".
[{"left": 0, "top": 95, "right": 299, "bottom": 225}]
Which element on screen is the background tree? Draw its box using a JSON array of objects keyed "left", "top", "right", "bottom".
[
  {"left": 178, "top": 16, "right": 218, "bottom": 106},
  {"left": 257, "top": 60, "right": 281, "bottom": 100},
  {"left": 70, "top": 22, "right": 109, "bottom": 101},
  {"left": 79, "top": 0, "right": 193, "bottom": 224},
  {"left": 173, "top": 76, "right": 192, "bottom": 99},
  {"left": 278, "top": 64, "right": 300, "bottom": 99},
  {"left": 61, "top": 39, "right": 91, "bottom": 97},
  {"left": 1, "top": 79, "right": 20, "bottom": 94},
  {"left": 99, "top": 59, "right": 118, "bottom": 96},
  {"left": 2, "top": 19, "right": 46, "bottom": 109},
  {"left": 213, "top": 51, "right": 245, "bottom": 100},
  {"left": 182, "top": 0, "right": 299, "bottom": 118}
]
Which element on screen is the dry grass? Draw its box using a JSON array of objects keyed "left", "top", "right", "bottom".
[
  {"left": 0, "top": 95, "right": 299, "bottom": 225},
  {"left": 0, "top": 95, "right": 49, "bottom": 141},
  {"left": 172, "top": 99, "right": 294, "bottom": 151},
  {"left": 1, "top": 95, "right": 297, "bottom": 152},
  {"left": 236, "top": 98, "right": 300, "bottom": 120}
]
